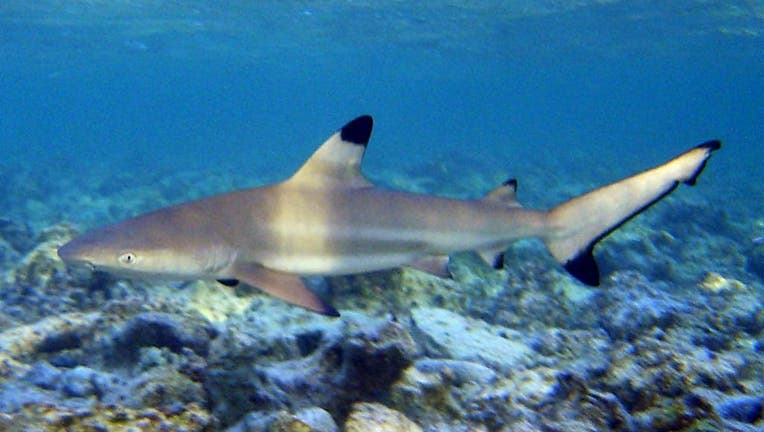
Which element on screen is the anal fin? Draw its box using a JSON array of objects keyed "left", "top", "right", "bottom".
[
  {"left": 232, "top": 263, "right": 339, "bottom": 317},
  {"left": 478, "top": 248, "right": 505, "bottom": 269}
]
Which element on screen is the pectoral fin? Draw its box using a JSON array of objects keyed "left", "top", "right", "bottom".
[
  {"left": 407, "top": 255, "right": 451, "bottom": 278},
  {"left": 232, "top": 263, "right": 339, "bottom": 317}
]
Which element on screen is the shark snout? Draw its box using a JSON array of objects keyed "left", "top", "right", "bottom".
[{"left": 57, "top": 239, "right": 94, "bottom": 269}]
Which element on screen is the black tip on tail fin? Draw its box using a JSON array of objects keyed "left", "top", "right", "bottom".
[
  {"left": 685, "top": 139, "right": 721, "bottom": 186},
  {"left": 564, "top": 248, "right": 600, "bottom": 286},
  {"left": 340, "top": 115, "right": 373, "bottom": 146},
  {"left": 322, "top": 303, "right": 341, "bottom": 317}
]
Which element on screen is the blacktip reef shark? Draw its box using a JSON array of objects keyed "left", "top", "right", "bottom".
[{"left": 58, "top": 116, "right": 720, "bottom": 316}]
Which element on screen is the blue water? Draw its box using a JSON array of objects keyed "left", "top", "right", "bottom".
[
  {"left": 0, "top": 1, "right": 762, "bottom": 228},
  {"left": 3, "top": 4, "right": 764, "bottom": 429}
]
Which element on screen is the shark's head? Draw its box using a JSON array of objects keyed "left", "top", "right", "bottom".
[{"left": 58, "top": 215, "right": 221, "bottom": 279}]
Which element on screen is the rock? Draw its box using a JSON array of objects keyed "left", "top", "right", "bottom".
[
  {"left": 338, "top": 312, "right": 420, "bottom": 396},
  {"left": 704, "top": 288, "right": 764, "bottom": 339},
  {"left": 526, "top": 328, "right": 611, "bottom": 377},
  {"left": 0, "top": 351, "right": 31, "bottom": 381},
  {"left": 181, "top": 281, "right": 255, "bottom": 323},
  {"left": 206, "top": 311, "right": 419, "bottom": 427},
  {"left": 459, "top": 243, "right": 589, "bottom": 331},
  {"left": 717, "top": 395, "right": 764, "bottom": 423},
  {"left": 327, "top": 267, "right": 465, "bottom": 315},
  {"left": 505, "top": 367, "right": 560, "bottom": 408},
  {"left": 391, "top": 326, "right": 609, "bottom": 430},
  {"left": 698, "top": 272, "right": 747, "bottom": 294},
  {"left": 23, "top": 361, "right": 61, "bottom": 390},
  {"left": 0, "top": 224, "right": 126, "bottom": 324},
  {"left": 114, "top": 312, "right": 213, "bottom": 360},
  {"left": 411, "top": 307, "right": 535, "bottom": 373},
  {"left": 414, "top": 358, "right": 497, "bottom": 386},
  {"left": 0, "top": 381, "right": 55, "bottom": 413},
  {"left": 230, "top": 407, "right": 339, "bottom": 432},
  {"left": 390, "top": 359, "right": 503, "bottom": 430},
  {"left": 595, "top": 272, "right": 690, "bottom": 341},
  {"left": 603, "top": 329, "right": 745, "bottom": 415},
  {"left": 468, "top": 371, "right": 636, "bottom": 432},
  {"left": 5, "top": 235, "right": 67, "bottom": 291},
  {"left": 597, "top": 228, "right": 678, "bottom": 283},
  {"left": 344, "top": 402, "right": 422, "bottom": 432},
  {"left": 390, "top": 364, "right": 470, "bottom": 428},
  {"left": 226, "top": 411, "right": 280, "bottom": 432},
  {"left": 91, "top": 369, "right": 124, "bottom": 400},
  {"left": 0, "top": 312, "right": 100, "bottom": 360},
  {"left": 632, "top": 394, "right": 722, "bottom": 431},
  {"left": 0, "top": 218, "right": 34, "bottom": 253},
  {"left": 293, "top": 407, "right": 339, "bottom": 432},
  {"left": 60, "top": 365, "right": 98, "bottom": 398},
  {"left": 746, "top": 242, "right": 764, "bottom": 280},
  {"left": 0, "top": 239, "right": 20, "bottom": 273},
  {"left": 127, "top": 367, "right": 206, "bottom": 409}
]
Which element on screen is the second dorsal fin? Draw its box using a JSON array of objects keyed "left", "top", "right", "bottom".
[
  {"left": 289, "top": 115, "right": 374, "bottom": 188},
  {"left": 484, "top": 178, "right": 521, "bottom": 208}
]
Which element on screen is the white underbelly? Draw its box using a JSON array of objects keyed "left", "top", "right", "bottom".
[{"left": 259, "top": 252, "right": 421, "bottom": 276}]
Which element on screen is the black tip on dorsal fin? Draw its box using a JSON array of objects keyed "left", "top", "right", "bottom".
[
  {"left": 340, "top": 115, "right": 373, "bottom": 146},
  {"left": 685, "top": 139, "right": 722, "bottom": 186},
  {"left": 697, "top": 139, "right": 721, "bottom": 151},
  {"left": 503, "top": 178, "right": 518, "bottom": 192},
  {"left": 563, "top": 247, "right": 600, "bottom": 286}
]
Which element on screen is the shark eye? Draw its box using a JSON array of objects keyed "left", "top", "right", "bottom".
[{"left": 118, "top": 252, "right": 137, "bottom": 265}]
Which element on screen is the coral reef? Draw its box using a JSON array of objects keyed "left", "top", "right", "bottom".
[{"left": 0, "top": 163, "right": 762, "bottom": 432}]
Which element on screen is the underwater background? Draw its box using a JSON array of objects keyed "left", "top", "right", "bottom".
[{"left": 0, "top": 1, "right": 763, "bottom": 431}]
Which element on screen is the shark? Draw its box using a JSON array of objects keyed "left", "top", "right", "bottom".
[{"left": 58, "top": 115, "right": 720, "bottom": 316}]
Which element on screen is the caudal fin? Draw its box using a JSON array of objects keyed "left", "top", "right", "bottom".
[{"left": 544, "top": 140, "right": 721, "bottom": 286}]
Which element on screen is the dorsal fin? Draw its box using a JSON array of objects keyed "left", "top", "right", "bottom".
[
  {"left": 289, "top": 115, "right": 374, "bottom": 187},
  {"left": 483, "top": 178, "right": 521, "bottom": 208}
]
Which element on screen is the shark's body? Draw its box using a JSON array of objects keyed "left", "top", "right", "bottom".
[{"left": 58, "top": 116, "right": 720, "bottom": 316}]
